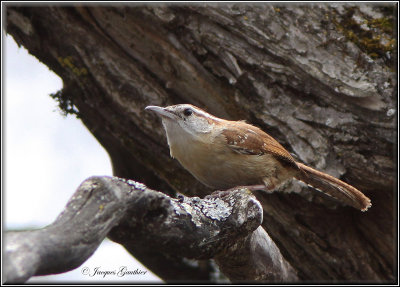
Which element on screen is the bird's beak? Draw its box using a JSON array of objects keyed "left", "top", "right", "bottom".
[{"left": 145, "top": 105, "right": 175, "bottom": 119}]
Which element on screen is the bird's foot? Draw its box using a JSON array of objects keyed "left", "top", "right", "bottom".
[{"left": 205, "top": 189, "right": 232, "bottom": 199}]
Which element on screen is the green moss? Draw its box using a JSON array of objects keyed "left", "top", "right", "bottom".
[
  {"left": 52, "top": 56, "right": 88, "bottom": 117},
  {"left": 332, "top": 6, "right": 396, "bottom": 62},
  {"left": 369, "top": 17, "right": 393, "bottom": 34},
  {"left": 49, "top": 89, "right": 80, "bottom": 117},
  {"left": 57, "top": 56, "right": 88, "bottom": 77}
]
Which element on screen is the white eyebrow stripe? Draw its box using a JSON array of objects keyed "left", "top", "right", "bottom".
[{"left": 192, "top": 108, "right": 223, "bottom": 122}]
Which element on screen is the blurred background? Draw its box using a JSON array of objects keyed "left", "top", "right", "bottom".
[{"left": 4, "top": 34, "right": 161, "bottom": 283}]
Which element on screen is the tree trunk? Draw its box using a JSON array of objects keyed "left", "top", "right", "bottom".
[{"left": 6, "top": 3, "right": 396, "bottom": 283}]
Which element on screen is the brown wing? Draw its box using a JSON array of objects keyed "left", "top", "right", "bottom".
[{"left": 221, "top": 122, "right": 299, "bottom": 169}]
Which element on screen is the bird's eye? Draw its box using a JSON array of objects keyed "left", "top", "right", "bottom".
[{"left": 183, "top": 108, "right": 193, "bottom": 117}]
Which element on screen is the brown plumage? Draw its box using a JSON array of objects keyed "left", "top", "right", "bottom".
[
  {"left": 220, "top": 121, "right": 371, "bottom": 211},
  {"left": 222, "top": 122, "right": 299, "bottom": 168},
  {"left": 145, "top": 104, "right": 372, "bottom": 212},
  {"left": 295, "top": 163, "right": 371, "bottom": 211}
]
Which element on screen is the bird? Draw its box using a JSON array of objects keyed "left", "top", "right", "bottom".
[{"left": 145, "top": 104, "right": 371, "bottom": 211}]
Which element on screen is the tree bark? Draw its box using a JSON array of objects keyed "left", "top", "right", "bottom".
[
  {"left": 5, "top": 3, "right": 396, "bottom": 283},
  {"left": 6, "top": 176, "right": 293, "bottom": 283}
]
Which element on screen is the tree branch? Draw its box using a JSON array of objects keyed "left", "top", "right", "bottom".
[
  {"left": 5, "top": 176, "right": 296, "bottom": 283},
  {"left": 215, "top": 226, "right": 298, "bottom": 282}
]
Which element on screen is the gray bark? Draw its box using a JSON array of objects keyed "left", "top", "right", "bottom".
[
  {"left": 215, "top": 226, "right": 298, "bottom": 282},
  {"left": 5, "top": 177, "right": 294, "bottom": 283},
  {"left": 5, "top": 3, "right": 396, "bottom": 283}
]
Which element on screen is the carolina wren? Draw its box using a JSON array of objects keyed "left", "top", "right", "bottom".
[{"left": 145, "top": 104, "right": 371, "bottom": 211}]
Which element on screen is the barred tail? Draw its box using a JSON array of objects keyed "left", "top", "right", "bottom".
[{"left": 295, "top": 162, "right": 371, "bottom": 212}]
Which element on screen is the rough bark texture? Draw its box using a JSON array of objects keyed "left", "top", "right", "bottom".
[
  {"left": 6, "top": 176, "right": 291, "bottom": 283},
  {"left": 214, "top": 226, "right": 298, "bottom": 282},
  {"left": 5, "top": 3, "right": 396, "bottom": 283}
]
